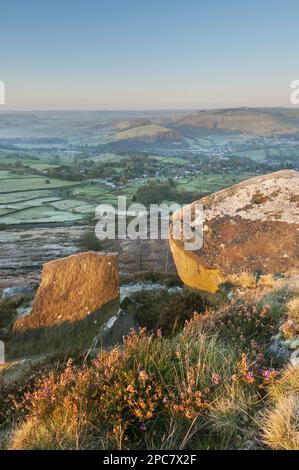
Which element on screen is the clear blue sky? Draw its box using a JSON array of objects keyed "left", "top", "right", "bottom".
[{"left": 0, "top": 0, "right": 298, "bottom": 109}]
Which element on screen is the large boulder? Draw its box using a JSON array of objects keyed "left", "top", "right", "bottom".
[
  {"left": 169, "top": 170, "right": 299, "bottom": 293},
  {"left": 13, "top": 252, "right": 119, "bottom": 333}
]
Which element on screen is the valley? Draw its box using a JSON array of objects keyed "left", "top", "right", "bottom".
[
  {"left": 0, "top": 108, "right": 298, "bottom": 294},
  {"left": 0, "top": 110, "right": 298, "bottom": 452}
]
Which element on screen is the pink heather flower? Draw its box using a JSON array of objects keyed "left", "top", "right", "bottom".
[
  {"left": 140, "top": 423, "right": 147, "bottom": 432},
  {"left": 139, "top": 370, "right": 149, "bottom": 381},
  {"left": 93, "top": 358, "right": 100, "bottom": 368},
  {"left": 261, "top": 304, "right": 270, "bottom": 316},
  {"left": 245, "top": 372, "right": 254, "bottom": 384},
  {"left": 261, "top": 369, "right": 275, "bottom": 382},
  {"left": 212, "top": 373, "right": 222, "bottom": 384}
]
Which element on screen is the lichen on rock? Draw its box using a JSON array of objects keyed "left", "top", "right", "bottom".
[{"left": 169, "top": 170, "right": 299, "bottom": 293}]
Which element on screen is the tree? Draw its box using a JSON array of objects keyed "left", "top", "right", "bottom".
[
  {"left": 77, "top": 231, "right": 102, "bottom": 251},
  {"left": 134, "top": 180, "right": 175, "bottom": 206}
]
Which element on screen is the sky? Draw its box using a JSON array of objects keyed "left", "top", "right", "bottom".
[{"left": 0, "top": 0, "right": 298, "bottom": 110}]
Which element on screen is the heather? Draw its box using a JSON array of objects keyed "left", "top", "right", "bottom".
[{"left": 1, "top": 278, "right": 298, "bottom": 450}]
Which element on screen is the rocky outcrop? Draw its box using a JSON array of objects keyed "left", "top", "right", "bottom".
[
  {"left": 169, "top": 170, "right": 299, "bottom": 293},
  {"left": 13, "top": 252, "right": 119, "bottom": 333}
]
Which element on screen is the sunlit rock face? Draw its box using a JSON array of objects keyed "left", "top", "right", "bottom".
[
  {"left": 169, "top": 170, "right": 299, "bottom": 293},
  {"left": 13, "top": 252, "right": 119, "bottom": 333}
]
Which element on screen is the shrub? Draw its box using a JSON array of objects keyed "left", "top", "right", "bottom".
[
  {"left": 213, "top": 300, "right": 279, "bottom": 350},
  {"left": 129, "top": 290, "right": 171, "bottom": 331},
  {"left": 77, "top": 231, "right": 102, "bottom": 251},
  {"left": 6, "top": 280, "right": 297, "bottom": 451},
  {"left": 120, "top": 272, "right": 182, "bottom": 288},
  {"left": 258, "top": 284, "right": 294, "bottom": 319},
  {"left": 7, "top": 315, "right": 281, "bottom": 451},
  {"left": 159, "top": 292, "right": 207, "bottom": 336},
  {"left": 0, "top": 352, "right": 86, "bottom": 428},
  {"left": 8, "top": 329, "right": 209, "bottom": 449},
  {"left": 130, "top": 291, "right": 207, "bottom": 335},
  {"left": 0, "top": 294, "right": 32, "bottom": 333}
]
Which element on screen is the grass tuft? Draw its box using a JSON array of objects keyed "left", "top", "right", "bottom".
[{"left": 260, "top": 394, "right": 299, "bottom": 450}]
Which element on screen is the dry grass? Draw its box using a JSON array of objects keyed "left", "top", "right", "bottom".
[
  {"left": 261, "top": 394, "right": 299, "bottom": 450},
  {"left": 208, "top": 383, "right": 257, "bottom": 447},
  {"left": 286, "top": 296, "right": 299, "bottom": 321},
  {"left": 228, "top": 272, "right": 257, "bottom": 289},
  {"left": 267, "top": 366, "right": 299, "bottom": 401},
  {"left": 10, "top": 418, "right": 50, "bottom": 450},
  {"left": 258, "top": 274, "right": 279, "bottom": 288},
  {"left": 9, "top": 413, "right": 90, "bottom": 450},
  {"left": 259, "top": 367, "right": 299, "bottom": 450}
]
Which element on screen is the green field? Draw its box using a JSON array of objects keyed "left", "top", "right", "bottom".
[
  {"left": 234, "top": 145, "right": 299, "bottom": 162},
  {"left": 0, "top": 206, "right": 86, "bottom": 224},
  {"left": 0, "top": 170, "right": 19, "bottom": 179},
  {"left": 0, "top": 176, "right": 78, "bottom": 193},
  {"left": 153, "top": 156, "right": 189, "bottom": 165},
  {"left": 0, "top": 189, "right": 55, "bottom": 204},
  {"left": 89, "top": 153, "right": 126, "bottom": 164},
  {"left": 177, "top": 172, "right": 257, "bottom": 193},
  {"left": 234, "top": 149, "right": 267, "bottom": 162},
  {"left": 0, "top": 148, "right": 261, "bottom": 226}
]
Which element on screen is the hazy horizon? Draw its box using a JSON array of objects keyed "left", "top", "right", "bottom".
[{"left": 0, "top": 105, "right": 298, "bottom": 113}]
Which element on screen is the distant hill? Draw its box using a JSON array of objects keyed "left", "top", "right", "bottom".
[
  {"left": 171, "top": 108, "right": 299, "bottom": 137},
  {"left": 1, "top": 108, "right": 299, "bottom": 147},
  {"left": 105, "top": 108, "right": 299, "bottom": 145},
  {"left": 113, "top": 123, "right": 181, "bottom": 142}
]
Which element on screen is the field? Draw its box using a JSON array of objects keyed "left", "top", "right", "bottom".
[
  {"left": 0, "top": 139, "right": 266, "bottom": 227},
  {"left": 0, "top": 110, "right": 295, "bottom": 228},
  {"left": 177, "top": 171, "right": 257, "bottom": 193},
  {"left": 234, "top": 146, "right": 299, "bottom": 162},
  {"left": 153, "top": 156, "right": 189, "bottom": 165},
  {"left": 0, "top": 176, "right": 77, "bottom": 194}
]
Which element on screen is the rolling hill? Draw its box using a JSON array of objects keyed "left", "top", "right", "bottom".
[{"left": 171, "top": 108, "right": 299, "bottom": 137}]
